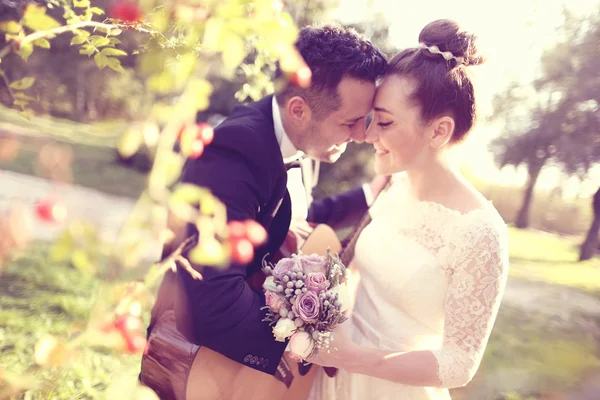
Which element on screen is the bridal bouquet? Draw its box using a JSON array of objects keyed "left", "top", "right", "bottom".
[{"left": 262, "top": 249, "right": 348, "bottom": 361}]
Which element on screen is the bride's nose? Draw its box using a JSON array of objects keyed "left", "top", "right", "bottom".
[{"left": 365, "top": 118, "right": 379, "bottom": 144}]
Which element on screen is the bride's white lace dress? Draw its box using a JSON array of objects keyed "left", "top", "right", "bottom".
[{"left": 309, "top": 179, "right": 509, "bottom": 399}]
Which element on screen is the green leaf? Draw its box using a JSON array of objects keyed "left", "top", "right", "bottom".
[
  {"left": 94, "top": 53, "right": 109, "bottom": 68},
  {"left": 89, "top": 7, "right": 104, "bottom": 15},
  {"left": 108, "top": 38, "right": 121, "bottom": 45},
  {"left": 13, "top": 92, "right": 36, "bottom": 101},
  {"left": 33, "top": 38, "right": 50, "bottom": 48},
  {"left": 73, "top": 0, "right": 91, "bottom": 8},
  {"left": 100, "top": 47, "right": 127, "bottom": 57},
  {"left": 171, "top": 184, "right": 211, "bottom": 206},
  {"left": 117, "top": 125, "right": 143, "bottom": 158},
  {"left": 89, "top": 35, "right": 110, "bottom": 47},
  {"left": 106, "top": 57, "right": 125, "bottom": 73},
  {"left": 147, "top": 72, "right": 175, "bottom": 94},
  {"left": 22, "top": 4, "right": 60, "bottom": 31},
  {"left": 71, "top": 249, "right": 96, "bottom": 276},
  {"left": 0, "top": 20, "right": 21, "bottom": 34},
  {"left": 70, "top": 35, "right": 87, "bottom": 46},
  {"left": 73, "top": 29, "right": 90, "bottom": 38},
  {"left": 18, "top": 109, "right": 33, "bottom": 120},
  {"left": 108, "top": 28, "right": 122, "bottom": 36},
  {"left": 188, "top": 79, "right": 213, "bottom": 111},
  {"left": 220, "top": 30, "right": 245, "bottom": 70},
  {"left": 79, "top": 45, "right": 95, "bottom": 56},
  {"left": 13, "top": 99, "right": 29, "bottom": 107},
  {"left": 9, "top": 77, "right": 35, "bottom": 90},
  {"left": 16, "top": 42, "right": 33, "bottom": 61}
]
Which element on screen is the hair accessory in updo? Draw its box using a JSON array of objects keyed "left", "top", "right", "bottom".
[{"left": 418, "top": 42, "right": 465, "bottom": 65}]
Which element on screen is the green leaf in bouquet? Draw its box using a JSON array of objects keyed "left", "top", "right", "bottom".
[
  {"left": 94, "top": 52, "right": 109, "bottom": 68},
  {"left": 33, "top": 38, "right": 51, "bottom": 48},
  {"left": 22, "top": 4, "right": 61, "bottom": 31},
  {"left": 101, "top": 47, "right": 127, "bottom": 57},
  {"left": 149, "top": 7, "right": 169, "bottom": 33},
  {"left": 16, "top": 42, "right": 34, "bottom": 61},
  {"left": 0, "top": 20, "right": 22, "bottom": 34},
  {"left": 9, "top": 76, "right": 35, "bottom": 90},
  {"left": 109, "top": 38, "right": 122, "bottom": 45},
  {"left": 108, "top": 27, "right": 122, "bottom": 36},
  {"left": 18, "top": 108, "right": 33, "bottom": 120},
  {"left": 162, "top": 152, "right": 185, "bottom": 187}
]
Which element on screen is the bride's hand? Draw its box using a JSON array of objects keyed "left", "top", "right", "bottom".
[{"left": 308, "top": 327, "right": 355, "bottom": 368}]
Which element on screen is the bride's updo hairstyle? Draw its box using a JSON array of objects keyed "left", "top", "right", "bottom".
[{"left": 386, "top": 19, "right": 486, "bottom": 143}]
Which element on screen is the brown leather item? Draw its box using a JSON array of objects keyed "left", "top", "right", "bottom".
[{"left": 140, "top": 224, "right": 341, "bottom": 399}]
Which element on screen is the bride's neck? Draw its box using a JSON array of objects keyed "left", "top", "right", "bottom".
[{"left": 405, "top": 156, "right": 464, "bottom": 202}]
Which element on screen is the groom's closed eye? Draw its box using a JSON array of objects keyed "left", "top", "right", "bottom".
[{"left": 343, "top": 117, "right": 364, "bottom": 128}]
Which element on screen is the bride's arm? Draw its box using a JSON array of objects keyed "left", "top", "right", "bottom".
[{"left": 312, "top": 223, "right": 509, "bottom": 388}]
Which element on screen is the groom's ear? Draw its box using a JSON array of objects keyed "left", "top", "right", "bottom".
[
  {"left": 428, "top": 116, "right": 454, "bottom": 149},
  {"left": 287, "top": 96, "right": 311, "bottom": 126}
]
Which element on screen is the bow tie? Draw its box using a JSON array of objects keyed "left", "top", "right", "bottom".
[{"left": 285, "top": 160, "right": 302, "bottom": 170}]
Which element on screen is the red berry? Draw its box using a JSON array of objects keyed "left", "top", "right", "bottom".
[
  {"left": 125, "top": 334, "right": 146, "bottom": 353},
  {"left": 227, "top": 221, "right": 247, "bottom": 241},
  {"left": 245, "top": 220, "right": 267, "bottom": 246},
  {"left": 109, "top": 1, "right": 143, "bottom": 22},
  {"left": 230, "top": 238, "right": 254, "bottom": 265},
  {"left": 197, "top": 123, "right": 214, "bottom": 145},
  {"left": 35, "top": 198, "right": 66, "bottom": 223},
  {"left": 114, "top": 314, "right": 142, "bottom": 334},
  {"left": 288, "top": 66, "right": 312, "bottom": 88},
  {"left": 189, "top": 140, "right": 204, "bottom": 159}
]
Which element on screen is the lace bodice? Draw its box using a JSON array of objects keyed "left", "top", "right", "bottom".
[{"left": 351, "top": 179, "right": 509, "bottom": 389}]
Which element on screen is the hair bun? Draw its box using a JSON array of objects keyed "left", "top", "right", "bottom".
[{"left": 418, "top": 19, "right": 485, "bottom": 66}]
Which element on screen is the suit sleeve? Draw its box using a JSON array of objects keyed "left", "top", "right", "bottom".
[
  {"left": 307, "top": 187, "right": 368, "bottom": 230},
  {"left": 176, "top": 126, "right": 286, "bottom": 375}
]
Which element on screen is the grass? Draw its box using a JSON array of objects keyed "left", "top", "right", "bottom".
[
  {"left": 0, "top": 244, "right": 144, "bottom": 399},
  {"left": 1, "top": 130, "right": 148, "bottom": 199},
  {"left": 508, "top": 226, "right": 600, "bottom": 293}
]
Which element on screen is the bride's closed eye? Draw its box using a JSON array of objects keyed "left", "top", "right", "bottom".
[{"left": 378, "top": 121, "right": 393, "bottom": 128}]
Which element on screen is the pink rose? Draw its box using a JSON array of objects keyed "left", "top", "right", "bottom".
[
  {"left": 305, "top": 272, "right": 329, "bottom": 292},
  {"left": 288, "top": 331, "right": 315, "bottom": 361},
  {"left": 292, "top": 291, "right": 320, "bottom": 324},
  {"left": 299, "top": 254, "right": 327, "bottom": 274},
  {"left": 273, "top": 258, "right": 300, "bottom": 280},
  {"left": 265, "top": 291, "right": 286, "bottom": 312}
]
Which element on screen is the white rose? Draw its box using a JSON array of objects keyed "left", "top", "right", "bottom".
[
  {"left": 330, "top": 282, "right": 350, "bottom": 313},
  {"left": 263, "top": 276, "right": 278, "bottom": 292},
  {"left": 272, "top": 318, "right": 296, "bottom": 342},
  {"left": 288, "top": 331, "right": 315, "bottom": 361}
]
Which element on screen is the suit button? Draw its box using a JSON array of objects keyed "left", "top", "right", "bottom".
[
  {"left": 263, "top": 359, "right": 269, "bottom": 369},
  {"left": 257, "top": 357, "right": 264, "bottom": 367},
  {"left": 244, "top": 355, "right": 252, "bottom": 363},
  {"left": 251, "top": 356, "right": 258, "bottom": 365}
]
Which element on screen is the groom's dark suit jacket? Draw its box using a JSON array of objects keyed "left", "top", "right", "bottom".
[{"left": 149, "top": 95, "right": 368, "bottom": 376}]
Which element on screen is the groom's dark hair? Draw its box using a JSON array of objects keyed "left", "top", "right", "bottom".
[{"left": 277, "top": 23, "right": 387, "bottom": 120}]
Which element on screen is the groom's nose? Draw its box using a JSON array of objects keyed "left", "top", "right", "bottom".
[{"left": 350, "top": 121, "right": 368, "bottom": 143}]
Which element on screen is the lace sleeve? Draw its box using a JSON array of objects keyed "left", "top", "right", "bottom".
[{"left": 430, "top": 221, "right": 509, "bottom": 388}]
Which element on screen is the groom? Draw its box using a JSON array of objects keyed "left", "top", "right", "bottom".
[{"left": 142, "top": 23, "right": 387, "bottom": 394}]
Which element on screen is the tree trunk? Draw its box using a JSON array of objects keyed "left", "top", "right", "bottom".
[
  {"left": 516, "top": 162, "right": 543, "bottom": 229},
  {"left": 579, "top": 187, "right": 600, "bottom": 261}
]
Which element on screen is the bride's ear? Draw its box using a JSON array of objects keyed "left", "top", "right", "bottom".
[{"left": 428, "top": 116, "right": 454, "bottom": 149}]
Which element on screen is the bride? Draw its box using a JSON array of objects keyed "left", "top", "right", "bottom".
[{"left": 308, "top": 19, "right": 509, "bottom": 399}]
